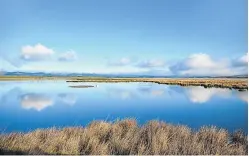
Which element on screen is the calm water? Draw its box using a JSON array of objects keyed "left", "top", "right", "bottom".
[{"left": 0, "top": 81, "right": 247, "bottom": 133}]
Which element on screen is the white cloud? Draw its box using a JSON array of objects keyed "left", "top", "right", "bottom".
[
  {"left": 170, "top": 53, "right": 248, "bottom": 76},
  {"left": 108, "top": 57, "right": 132, "bottom": 66},
  {"left": 21, "top": 94, "right": 53, "bottom": 111},
  {"left": 137, "top": 59, "right": 166, "bottom": 68},
  {"left": 21, "top": 43, "right": 54, "bottom": 61},
  {"left": 184, "top": 53, "right": 217, "bottom": 68},
  {"left": 232, "top": 53, "right": 248, "bottom": 67},
  {"left": 239, "top": 53, "right": 248, "bottom": 64},
  {"left": 58, "top": 50, "right": 77, "bottom": 62},
  {"left": 185, "top": 86, "right": 231, "bottom": 103}
]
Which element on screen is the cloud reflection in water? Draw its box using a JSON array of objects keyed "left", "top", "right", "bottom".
[
  {"left": 185, "top": 86, "right": 231, "bottom": 103},
  {"left": 237, "top": 91, "right": 248, "bottom": 102},
  {"left": 58, "top": 93, "right": 77, "bottom": 105},
  {"left": 21, "top": 93, "right": 53, "bottom": 111},
  {"left": 107, "top": 88, "right": 137, "bottom": 100}
]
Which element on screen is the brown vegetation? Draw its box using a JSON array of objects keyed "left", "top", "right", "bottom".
[
  {"left": 0, "top": 120, "right": 247, "bottom": 155},
  {"left": 67, "top": 78, "right": 248, "bottom": 90},
  {"left": 0, "top": 76, "right": 247, "bottom": 89}
]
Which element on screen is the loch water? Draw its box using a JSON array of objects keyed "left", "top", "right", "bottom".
[{"left": 0, "top": 81, "right": 247, "bottom": 133}]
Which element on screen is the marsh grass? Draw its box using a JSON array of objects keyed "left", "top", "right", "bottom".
[
  {"left": 0, "top": 119, "right": 247, "bottom": 155},
  {"left": 0, "top": 76, "right": 247, "bottom": 89},
  {"left": 66, "top": 78, "right": 248, "bottom": 90}
]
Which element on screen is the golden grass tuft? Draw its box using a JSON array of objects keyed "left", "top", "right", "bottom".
[{"left": 0, "top": 119, "right": 247, "bottom": 155}]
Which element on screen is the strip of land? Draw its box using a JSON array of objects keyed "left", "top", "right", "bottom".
[
  {"left": 69, "top": 85, "right": 95, "bottom": 88},
  {"left": 0, "top": 119, "right": 247, "bottom": 155},
  {"left": 0, "top": 76, "right": 247, "bottom": 90},
  {"left": 67, "top": 78, "right": 248, "bottom": 90}
]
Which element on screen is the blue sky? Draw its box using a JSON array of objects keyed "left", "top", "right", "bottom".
[{"left": 0, "top": 0, "right": 247, "bottom": 76}]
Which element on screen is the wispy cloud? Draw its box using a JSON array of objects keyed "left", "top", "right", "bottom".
[
  {"left": 136, "top": 59, "right": 166, "bottom": 68},
  {"left": 108, "top": 57, "right": 132, "bottom": 66},
  {"left": 0, "top": 53, "right": 25, "bottom": 68},
  {"left": 58, "top": 50, "right": 77, "bottom": 62},
  {"left": 0, "top": 57, "right": 19, "bottom": 71}
]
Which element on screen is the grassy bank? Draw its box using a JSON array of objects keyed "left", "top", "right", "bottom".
[
  {"left": 0, "top": 120, "right": 247, "bottom": 155},
  {"left": 67, "top": 78, "right": 248, "bottom": 90},
  {"left": 0, "top": 76, "right": 247, "bottom": 89}
]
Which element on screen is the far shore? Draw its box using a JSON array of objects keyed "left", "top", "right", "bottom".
[{"left": 0, "top": 76, "right": 247, "bottom": 90}]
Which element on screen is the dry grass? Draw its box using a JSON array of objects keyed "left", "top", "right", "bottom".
[
  {"left": 67, "top": 78, "right": 248, "bottom": 90},
  {"left": 0, "top": 119, "right": 247, "bottom": 155},
  {"left": 0, "top": 76, "right": 247, "bottom": 89},
  {"left": 72, "top": 78, "right": 248, "bottom": 90}
]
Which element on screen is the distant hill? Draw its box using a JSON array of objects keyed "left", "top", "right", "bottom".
[
  {"left": 1, "top": 71, "right": 171, "bottom": 78},
  {"left": 1, "top": 71, "right": 248, "bottom": 78}
]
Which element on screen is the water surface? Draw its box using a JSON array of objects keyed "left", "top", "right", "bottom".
[{"left": 0, "top": 81, "right": 247, "bottom": 133}]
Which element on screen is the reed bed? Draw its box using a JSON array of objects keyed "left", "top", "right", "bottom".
[
  {"left": 0, "top": 76, "right": 247, "bottom": 89},
  {"left": 0, "top": 119, "right": 247, "bottom": 155},
  {"left": 67, "top": 78, "right": 248, "bottom": 90}
]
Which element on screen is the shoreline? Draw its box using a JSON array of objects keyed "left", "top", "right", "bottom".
[
  {"left": 66, "top": 78, "right": 248, "bottom": 90},
  {"left": 0, "top": 76, "right": 247, "bottom": 90},
  {"left": 0, "top": 119, "right": 247, "bottom": 155}
]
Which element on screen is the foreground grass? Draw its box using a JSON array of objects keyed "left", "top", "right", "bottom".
[{"left": 0, "top": 120, "right": 247, "bottom": 155}]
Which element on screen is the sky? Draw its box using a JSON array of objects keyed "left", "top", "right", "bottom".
[{"left": 0, "top": 0, "right": 248, "bottom": 76}]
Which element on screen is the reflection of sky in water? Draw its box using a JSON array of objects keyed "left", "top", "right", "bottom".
[
  {"left": 185, "top": 86, "right": 231, "bottom": 103},
  {"left": 21, "top": 93, "right": 53, "bottom": 111},
  {"left": 0, "top": 81, "right": 247, "bottom": 133}
]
